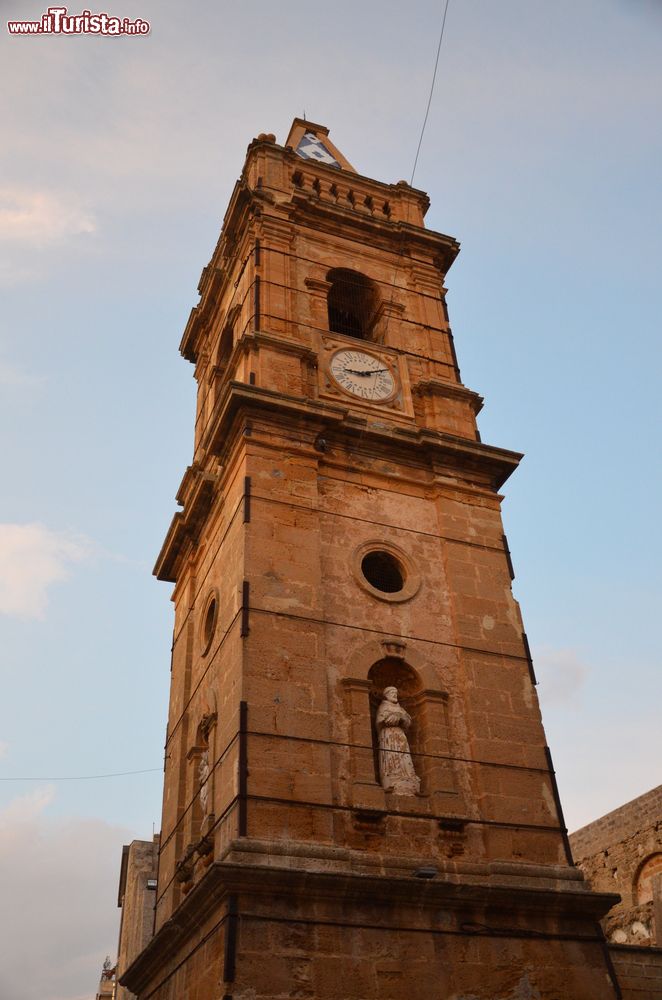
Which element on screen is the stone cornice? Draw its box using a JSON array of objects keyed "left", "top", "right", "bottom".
[
  {"left": 412, "top": 377, "right": 484, "bottom": 415},
  {"left": 121, "top": 846, "right": 619, "bottom": 993},
  {"left": 239, "top": 329, "right": 318, "bottom": 364},
  {"left": 204, "top": 381, "right": 346, "bottom": 457},
  {"left": 153, "top": 466, "right": 217, "bottom": 583},
  {"left": 248, "top": 135, "right": 432, "bottom": 211},
  {"left": 180, "top": 182, "right": 256, "bottom": 364},
  {"left": 154, "top": 382, "right": 521, "bottom": 584},
  {"left": 204, "top": 381, "right": 520, "bottom": 489},
  {"left": 154, "top": 380, "right": 522, "bottom": 583},
  {"left": 287, "top": 192, "right": 459, "bottom": 271}
]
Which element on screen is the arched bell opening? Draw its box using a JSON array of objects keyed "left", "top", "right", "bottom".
[
  {"left": 326, "top": 268, "right": 380, "bottom": 340},
  {"left": 213, "top": 306, "right": 240, "bottom": 402}
]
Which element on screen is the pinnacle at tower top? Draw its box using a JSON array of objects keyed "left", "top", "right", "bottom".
[{"left": 120, "top": 120, "right": 623, "bottom": 1000}]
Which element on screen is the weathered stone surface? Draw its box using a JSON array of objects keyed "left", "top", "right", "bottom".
[
  {"left": 609, "top": 944, "right": 662, "bottom": 1000},
  {"left": 571, "top": 785, "right": 662, "bottom": 949},
  {"left": 120, "top": 119, "right": 624, "bottom": 1000},
  {"left": 115, "top": 837, "right": 159, "bottom": 1000}
]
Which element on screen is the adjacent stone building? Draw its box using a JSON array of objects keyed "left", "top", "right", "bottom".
[
  {"left": 95, "top": 958, "right": 116, "bottom": 1000},
  {"left": 571, "top": 785, "right": 662, "bottom": 947},
  {"left": 570, "top": 786, "right": 662, "bottom": 997},
  {"left": 118, "top": 119, "right": 642, "bottom": 999},
  {"left": 115, "top": 837, "right": 159, "bottom": 1000}
]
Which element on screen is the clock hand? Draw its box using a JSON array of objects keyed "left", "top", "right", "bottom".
[{"left": 344, "top": 368, "right": 390, "bottom": 376}]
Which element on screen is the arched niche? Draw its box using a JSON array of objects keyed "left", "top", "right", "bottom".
[
  {"left": 367, "top": 657, "right": 422, "bottom": 786},
  {"left": 341, "top": 639, "right": 461, "bottom": 814},
  {"left": 635, "top": 853, "right": 662, "bottom": 906},
  {"left": 186, "top": 709, "right": 217, "bottom": 842}
]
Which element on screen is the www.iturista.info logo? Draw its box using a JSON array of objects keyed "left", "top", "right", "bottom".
[{"left": 7, "top": 6, "right": 150, "bottom": 35}]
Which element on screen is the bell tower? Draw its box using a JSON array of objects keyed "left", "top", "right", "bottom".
[{"left": 121, "top": 120, "right": 622, "bottom": 999}]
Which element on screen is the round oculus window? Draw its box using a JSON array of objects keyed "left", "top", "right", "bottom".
[
  {"left": 201, "top": 593, "right": 218, "bottom": 654},
  {"left": 352, "top": 542, "right": 421, "bottom": 604},
  {"left": 361, "top": 551, "right": 404, "bottom": 593}
]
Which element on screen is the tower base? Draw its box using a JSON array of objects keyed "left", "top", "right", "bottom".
[{"left": 122, "top": 839, "right": 622, "bottom": 1000}]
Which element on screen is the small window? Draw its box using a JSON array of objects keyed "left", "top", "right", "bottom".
[{"left": 326, "top": 268, "right": 380, "bottom": 340}]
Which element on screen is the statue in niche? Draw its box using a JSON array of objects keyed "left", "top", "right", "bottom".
[
  {"left": 198, "top": 749, "right": 210, "bottom": 816},
  {"left": 376, "top": 686, "right": 420, "bottom": 795}
]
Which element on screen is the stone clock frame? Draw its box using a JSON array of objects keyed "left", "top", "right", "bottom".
[
  {"left": 318, "top": 334, "right": 412, "bottom": 415},
  {"left": 327, "top": 347, "right": 399, "bottom": 404}
]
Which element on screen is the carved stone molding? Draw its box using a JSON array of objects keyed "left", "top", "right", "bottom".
[
  {"left": 121, "top": 854, "right": 618, "bottom": 995},
  {"left": 412, "top": 378, "right": 484, "bottom": 415},
  {"left": 381, "top": 639, "right": 406, "bottom": 659},
  {"left": 438, "top": 816, "right": 468, "bottom": 858},
  {"left": 351, "top": 539, "right": 421, "bottom": 604},
  {"left": 199, "top": 712, "right": 217, "bottom": 740},
  {"left": 352, "top": 809, "right": 386, "bottom": 833},
  {"left": 410, "top": 687, "right": 449, "bottom": 707},
  {"left": 439, "top": 816, "right": 467, "bottom": 834},
  {"left": 197, "top": 834, "right": 215, "bottom": 859},
  {"left": 341, "top": 676, "right": 372, "bottom": 697},
  {"left": 344, "top": 638, "right": 440, "bottom": 690},
  {"left": 304, "top": 276, "right": 333, "bottom": 295},
  {"left": 175, "top": 846, "right": 196, "bottom": 884},
  {"left": 374, "top": 299, "right": 405, "bottom": 323}
]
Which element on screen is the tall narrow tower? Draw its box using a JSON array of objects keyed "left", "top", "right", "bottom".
[{"left": 122, "top": 121, "right": 620, "bottom": 999}]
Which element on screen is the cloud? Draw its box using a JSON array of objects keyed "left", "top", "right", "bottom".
[
  {"left": 0, "top": 259, "right": 37, "bottom": 286},
  {"left": 0, "top": 740, "right": 9, "bottom": 761},
  {"left": 0, "top": 523, "right": 91, "bottom": 619},
  {"left": 0, "top": 358, "right": 45, "bottom": 387},
  {"left": 534, "top": 646, "right": 590, "bottom": 706},
  {"left": 0, "top": 785, "right": 56, "bottom": 835},
  {"left": 534, "top": 650, "right": 661, "bottom": 830},
  {"left": 0, "top": 789, "right": 130, "bottom": 1000},
  {"left": 0, "top": 188, "right": 95, "bottom": 247}
]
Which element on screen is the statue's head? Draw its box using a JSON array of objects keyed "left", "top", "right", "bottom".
[{"left": 383, "top": 685, "right": 399, "bottom": 703}]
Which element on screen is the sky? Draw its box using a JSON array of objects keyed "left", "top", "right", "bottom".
[{"left": 1, "top": 1, "right": 660, "bottom": 997}]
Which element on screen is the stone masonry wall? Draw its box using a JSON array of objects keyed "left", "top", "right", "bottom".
[
  {"left": 570, "top": 785, "right": 662, "bottom": 948},
  {"left": 610, "top": 944, "right": 662, "bottom": 1000},
  {"left": 116, "top": 838, "right": 159, "bottom": 1000}
]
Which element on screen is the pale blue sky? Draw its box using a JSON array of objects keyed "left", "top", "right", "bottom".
[{"left": 1, "top": 1, "right": 660, "bottom": 997}]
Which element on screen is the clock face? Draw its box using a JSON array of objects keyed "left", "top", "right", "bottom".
[{"left": 329, "top": 349, "right": 397, "bottom": 402}]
